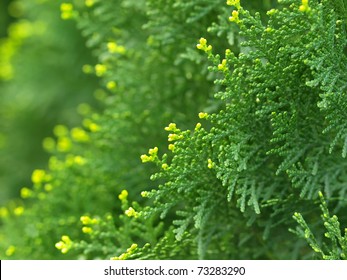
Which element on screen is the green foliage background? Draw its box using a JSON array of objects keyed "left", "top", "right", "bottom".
[{"left": 0, "top": 0, "right": 346, "bottom": 260}]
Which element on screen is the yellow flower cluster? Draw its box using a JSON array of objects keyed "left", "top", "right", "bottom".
[
  {"left": 118, "top": 189, "right": 128, "bottom": 201},
  {"left": 14, "top": 206, "right": 24, "bottom": 216},
  {"left": 141, "top": 191, "right": 149, "bottom": 197},
  {"left": 31, "top": 169, "right": 47, "bottom": 184},
  {"left": 82, "top": 226, "right": 93, "bottom": 234},
  {"left": 140, "top": 147, "right": 159, "bottom": 162},
  {"left": 80, "top": 215, "right": 99, "bottom": 225},
  {"left": 106, "top": 81, "right": 117, "bottom": 90},
  {"left": 95, "top": 64, "right": 107, "bottom": 77},
  {"left": 168, "top": 134, "right": 183, "bottom": 142},
  {"left": 57, "top": 137, "right": 72, "bottom": 152},
  {"left": 53, "top": 125, "right": 72, "bottom": 152},
  {"left": 195, "top": 123, "right": 202, "bottom": 131},
  {"left": 107, "top": 42, "right": 126, "bottom": 54},
  {"left": 229, "top": 10, "right": 240, "bottom": 23},
  {"left": 71, "top": 127, "right": 90, "bottom": 143},
  {"left": 207, "top": 158, "right": 215, "bottom": 169},
  {"left": 161, "top": 163, "right": 169, "bottom": 170},
  {"left": 299, "top": 0, "right": 310, "bottom": 12},
  {"left": 0, "top": 207, "right": 9, "bottom": 218},
  {"left": 55, "top": 235, "right": 73, "bottom": 254},
  {"left": 83, "top": 118, "right": 101, "bottom": 132},
  {"left": 60, "top": 3, "right": 74, "bottom": 20},
  {"left": 226, "top": 0, "right": 241, "bottom": 9},
  {"left": 164, "top": 123, "right": 179, "bottom": 132},
  {"left": 198, "top": 112, "right": 208, "bottom": 119},
  {"left": 125, "top": 207, "right": 140, "bottom": 218},
  {"left": 196, "top": 38, "right": 212, "bottom": 53},
  {"left": 20, "top": 187, "right": 32, "bottom": 199},
  {"left": 65, "top": 155, "right": 87, "bottom": 166},
  {"left": 218, "top": 59, "right": 227, "bottom": 72}
]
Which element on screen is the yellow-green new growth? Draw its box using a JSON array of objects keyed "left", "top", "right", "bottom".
[
  {"left": 198, "top": 112, "right": 208, "bottom": 119},
  {"left": 95, "top": 64, "right": 107, "bottom": 77},
  {"left": 20, "top": 187, "right": 32, "bottom": 199},
  {"left": 195, "top": 123, "right": 202, "bottom": 131},
  {"left": 118, "top": 190, "right": 128, "bottom": 201},
  {"left": 125, "top": 207, "right": 140, "bottom": 218},
  {"left": 5, "top": 245, "right": 16, "bottom": 257},
  {"left": 60, "top": 3, "right": 74, "bottom": 20},
  {"left": 165, "top": 123, "right": 180, "bottom": 133},
  {"left": 106, "top": 81, "right": 117, "bottom": 90},
  {"left": 168, "top": 133, "right": 183, "bottom": 142},
  {"left": 80, "top": 215, "right": 99, "bottom": 225},
  {"left": 196, "top": 38, "right": 212, "bottom": 53},
  {"left": 141, "top": 147, "right": 159, "bottom": 162},
  {"left": 111, "top": 244, "right": 138, "bottom": 260},
  {"left": 14, "top": 206, "right": 24, "bottom": 216},
  {"left": 226, "top": 0, "right": 241, "bottom": 9},
  {"left": 55, "top": 235, "right": 73, "bottom": 254},
  {"left": 207, "top": 159, "right": 215, "bottom": 169},
  {"left": 229, "top": 10, "right": 240, "bottom": 23},
  {"left": 299, "top": 0, "right": 310, "bottom": 12},
  {"left": 82, "top": 227, "right": 93, "bottom": 234},
  {"left": 218, "top": 59, "right": 228, "bottom": 72},
  {"left": 71, "top": 127, "right": 90, "bottom": 142},
  {"left": 107, "top": 42, "right": 126, "bottom": 54},
  {"left": 31, "top": 169, "right": 46, "bottom": 184}
]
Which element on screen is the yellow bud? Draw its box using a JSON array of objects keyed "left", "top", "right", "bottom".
[
  {"left": 218, "top": 59, "right": 227, "bottom": 71},
  {"left": 71, "top": 127, "right": 89, "bottom": 142},
  {"left": 42, "top": 137, "right": 55, "bottom": 152},
  {"left": 195, "top": 123, "right": 202, "bottom": 130},
  {"left": 82, "top": 64, "right": 93, "bottom": 74},
  {"left": 229, "top": 10, "right": 240, "bottom": 23},
  {"left": 161, "top": 163, "right": 169, "bottom": 170},
  {"left": 125, "top": 207, "right": 139, "bottom": 218},
  {"left": 6, "top": 245, "right": 16, "bottom": 256},
  {"left": 95, "top": 64, "right": 107, "bottom": 77},
  {"left": 14, "top": 206, "right": 24, "bottom": 216},
  {"left": 62, "top": 235, "right": 71, "bottom": 243},
  {"left": 164, "top": 123, "right": 178, "bottom": 132},
  {"left": 31, "top": 169, "right": 46, "bottom": 184},
  {"left": 140, "top": 154, "right": 152, "bottom": 163},
  {"left": 54, "top": 125, "right": 68, "bottom": 137},
  {"left": 141, "top": 191, "right": 149, "bottom": 197},
  {"left": 226, "top": 0, "right": 241, "bottom": 9},
  {"left": 106, "top": 81, "right": 117, "bottom": 90},
  {"left": 118, "top": 190, "right": 128, "bottom": 201},
  {"left": 44, "top": 184, "right": 53, "bottom": 192},
  {"left": 80, "top": 216, "right": 92, "bottom": 225},
  {"left": 85, "top": 0, "right": 95, "bottom": 7},
  {"left": 82, "top": 227, "right": 93, "bottom": 234},
  {"left": 0, "top": 207, "right": 9, "bottom": 218},
  {"left": 20, "top": 187, "right": 32, "bottom": 199},
  {"left": 148, "top": 147, "right": 158, "bottom": 155},
  {"left": 57, "top": 137, "right": 72, "bottom": 152},
  {"left": 198, "top": 112, "right": 208, "bottom": 119}
]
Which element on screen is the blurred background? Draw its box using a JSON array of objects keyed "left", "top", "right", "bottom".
[{"left": 0, "top": 0, "right": 99, "bottom": 204}]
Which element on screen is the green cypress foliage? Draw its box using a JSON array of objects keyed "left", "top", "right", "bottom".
[{"left": 0, "top": 0, "right": 346, "bottom": 260}]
